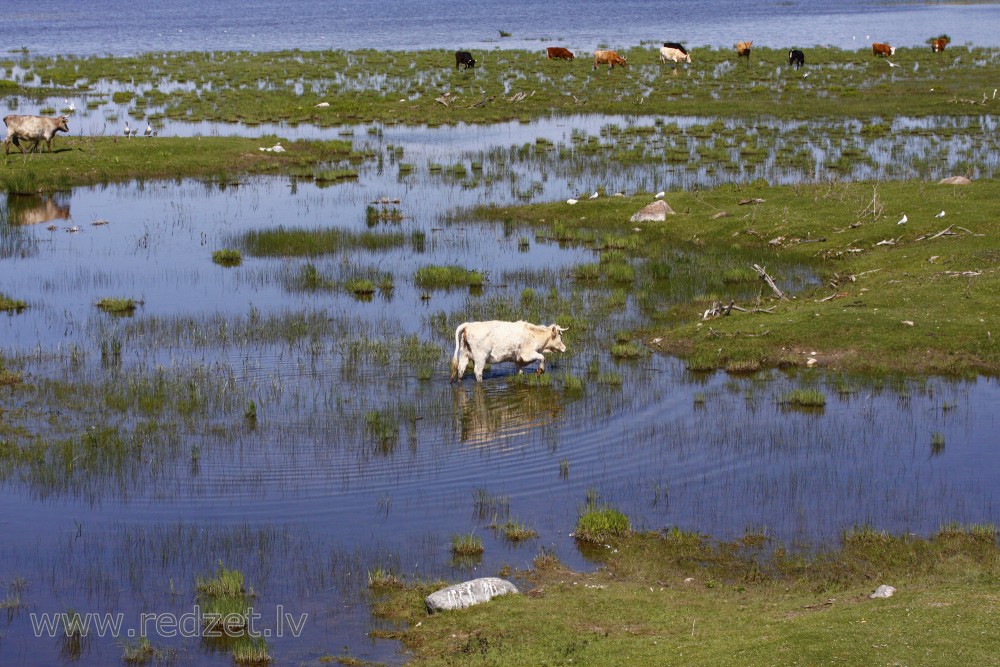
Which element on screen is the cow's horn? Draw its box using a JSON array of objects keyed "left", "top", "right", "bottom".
[{"left": 556, "top": 325, "right": 569, "bottom": 332}]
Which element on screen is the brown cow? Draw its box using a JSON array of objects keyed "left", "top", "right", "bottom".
[
  {"left": 931, "top": 38, "right": 949, "bottom": 53},
  {"left": 736, "top": 41, "right": 753, "bottom": 60},
  {"left": 593, "top": 49, "right": 628, "bottom": 71},
  {"left": 872, "top": 42, "right": 896, "bottom": 57},
  {"left": 4, "top": 114, "right": 69, "bottom": 154},
  {"left": 546, "top": 46, "right": 574, "bottom": 60}
]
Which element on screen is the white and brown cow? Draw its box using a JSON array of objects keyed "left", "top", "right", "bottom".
[
  {"left": 450, "top": 320, "right": 568, "bottom": 382},
  {"left": 659, "top": 43, "right": 691, "bottom": 67},
  {"left": 593, "top": 50, "right": 628, "bottom": 71},
  {"left": 4, "top": 114, "right": 70, "bottom": 154}
]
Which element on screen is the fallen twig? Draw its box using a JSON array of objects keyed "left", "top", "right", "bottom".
[{"left": 752, "top": 264, "right": 788, "bottom": 300}]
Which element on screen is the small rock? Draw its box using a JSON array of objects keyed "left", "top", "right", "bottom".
[
  {"left": 425, "top": 577, "right": 519, "bottom": 613},
  {"left": 902, "top": 320, "right": 915, "bottom": 326},
  {"left": 630, "top": 200, "right": 674, "bottom": 223},
  {"left": 869, "top": 584, "right": 896, "bottom": 599},
  {"left": 806, "top": 357, "right": 817, "bottom": 366},
  {"left": 314, "top": 102, "right": 330, "bottom": 107}
]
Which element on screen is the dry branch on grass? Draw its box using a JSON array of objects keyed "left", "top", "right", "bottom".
[{"left": 752, "top": 264, "right": 788, "bottom": 300}]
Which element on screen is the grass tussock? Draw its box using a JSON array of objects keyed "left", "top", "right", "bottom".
[
  {"left": 212, "top": 248, "right": 243, "bottom": 267},
  {"left": 95, "top": 297, "right": 138, "bottom": 315},
  {"left": 414, "top": 265, "right": 484, "bottom": 289},
  {"left": 0, "top": 293, "right": 27, "bottom": 313}
]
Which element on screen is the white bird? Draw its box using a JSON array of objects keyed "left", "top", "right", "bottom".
[
  {"left": 124, "top": 121, "right": 131, "bottom": 137},
  {"left": 935, "top": 210, "right": 946, "bottom": 218},
  {"left": 566, "top": 198, "right": 578, "bottom": 205},
  {"left": 897, "top": 214, "right": 908, "bottom": 225},
  {"left": 271, "top": 143, "right": 285, "bottom": 153},
  {"left": 144, "top": 123, "right": 153, "bottom": 137},
  {"left": 803, "top": 72, "right": 810, "bottom": 78},
  {"left": 655, "top": 191, "right": 665, "bottom": 199},
  {"left": 589, "top": 191, "right": 599, "bottom": 199},
  {"left": 913, "top": 62, "right": 919, "bottom": 72},
  {"left": 886, "top": 59, "right": 899, "bottom": 68}
]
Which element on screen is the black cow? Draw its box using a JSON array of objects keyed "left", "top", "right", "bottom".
[
  {"left": 662, "top": 42, "right": 688, "bottom": 56},
  {"left": 455, "top": 51, "right": 476, "bottom": 69},
  {"left": 788, "top": 49, "right": 805, "bottom": 69}
]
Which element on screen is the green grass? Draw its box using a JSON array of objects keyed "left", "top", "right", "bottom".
[
  {"left": 382, "top": 524, "right": 1000, "bottom": 666},
  {"left": 477, "top": 178, "right": 1000, "bottom": 375},
  {"left": 575, "top": 502, "right": 632, "bottom": 544},
  {"left": 231, "top": 637, "right": 271, "bottom": 665},
  {"left": 211, "top": 248, "right": 242, "bottom": 267},
  {"left": 242, "top": 226, "right": 408, "bottom": 257},
  {"left": 16, "top": 47, "right": 1000, "bottom": 129},
  {"left": 414, "top": 265, "right": 484, "bottom": 289},
  {"left": 95, "top": 297, "right": 138, "bottom": 315},
  {"left": 0, "top": 293, "right": 27, "bottom": 313},
  {"left": 0, "top": 136, "right": 359, "bottom": 192},
  {"left": 497, "top": 518, "right": 538, "bottom": 543},
  {"left": 450, "top": 533, "right": 485, "bottom": 557},
  {"left": 314, "top": 168, "right": 358, "bottom": 183},
  {"left": 780, "top": 388, "right": 827, "bottom": 407},
  {"left": 196, "top": 561, "right": 246, "bottom": 599}
]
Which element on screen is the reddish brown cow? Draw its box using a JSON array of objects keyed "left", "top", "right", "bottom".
[
  {"left": 931, "top": 38, "right": 949, "bottom": 53},
  {"left": 735, "top": 41, "right": 753, "bottom": 59},
  {"left": 4, "top": 114, "right": 69, "bottom": 154},
  {"left": 593, "top": 49, "right": 628, "bottom": 71},
  {"left": 872, "top": 42, "right": 896, "bottom": 57},
  {"left": 546, "top": 47, "right": 574, "bottom": 60}
]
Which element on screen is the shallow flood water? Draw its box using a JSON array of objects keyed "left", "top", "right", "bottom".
[{"left": 1, "top": 118, "right": 999, "bottom": 666}]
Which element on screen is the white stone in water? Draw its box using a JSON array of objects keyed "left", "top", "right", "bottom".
[
  {"left": 869, "top": 584, "right": 896, "bottom": 599},
  {"left": 630, "top": 200, "right": 675, "bottom": 223},
  {"left": 425, "top": 577, "right": 519, "bottom": 612}
]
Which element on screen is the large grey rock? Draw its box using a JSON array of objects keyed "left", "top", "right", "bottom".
[
  {"left": 630, "top": 200, "right": 675, "bottom": 223},
  {"left": 937, "top": 176, "right": 972, "bottom": 185},
  {"left": 425, "top": 577, "right": 519, "bottom": 612},
  {"left": 869, "top": 584, "right": 896, "bottom": 599}
]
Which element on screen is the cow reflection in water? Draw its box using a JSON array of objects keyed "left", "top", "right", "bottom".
[
  {"left": 5, "top": 193, "right": 71, "bottom": 225},
  {"left": 453, "top": 383, "right": 564, "bottom": 446}
]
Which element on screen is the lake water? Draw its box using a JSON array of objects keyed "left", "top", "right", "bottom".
[
  {"left": 3, "top": 0, "right": 1000, "bottom": 57},
  {"left": 1, "top": 2, "right": 1000, "bottom": 666}
]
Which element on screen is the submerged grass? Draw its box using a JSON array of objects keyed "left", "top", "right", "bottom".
[{"left": 241, "top": 226, "right": 408, "bottom": 257}]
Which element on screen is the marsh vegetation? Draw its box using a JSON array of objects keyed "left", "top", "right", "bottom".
[{"left": 0, "top": 42, "right": 997, "bottom": 667}]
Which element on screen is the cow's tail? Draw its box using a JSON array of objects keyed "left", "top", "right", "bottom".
[{"left": 450, "top": 323, "right": 468, "bottom": 382}]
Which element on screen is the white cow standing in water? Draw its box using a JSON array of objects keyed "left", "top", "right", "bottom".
[{"left": 450, "top": 320, "right": 569, "bottom": 383}]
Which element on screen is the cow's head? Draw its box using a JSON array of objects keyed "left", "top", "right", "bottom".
[
  {"left": 889, "top": 46, "right": 897, "bottom": 56},
  {"left": 56, "top": 116, "right": 69, "bottom": 132},
  {"left": 546, "top": 325, "right": 568, "bottom": 352}
]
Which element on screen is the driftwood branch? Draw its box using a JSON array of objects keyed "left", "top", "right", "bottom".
[
  {"left": 752, "top": 264, "right": 788, "bottom": 300},
  {"left": 702, "top": 299, "right": 776, "bottom": 320}
]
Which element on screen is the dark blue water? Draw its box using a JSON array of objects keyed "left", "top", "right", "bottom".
[{"left": 3, "top": 0, "right": 998, "bottom": 57}]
